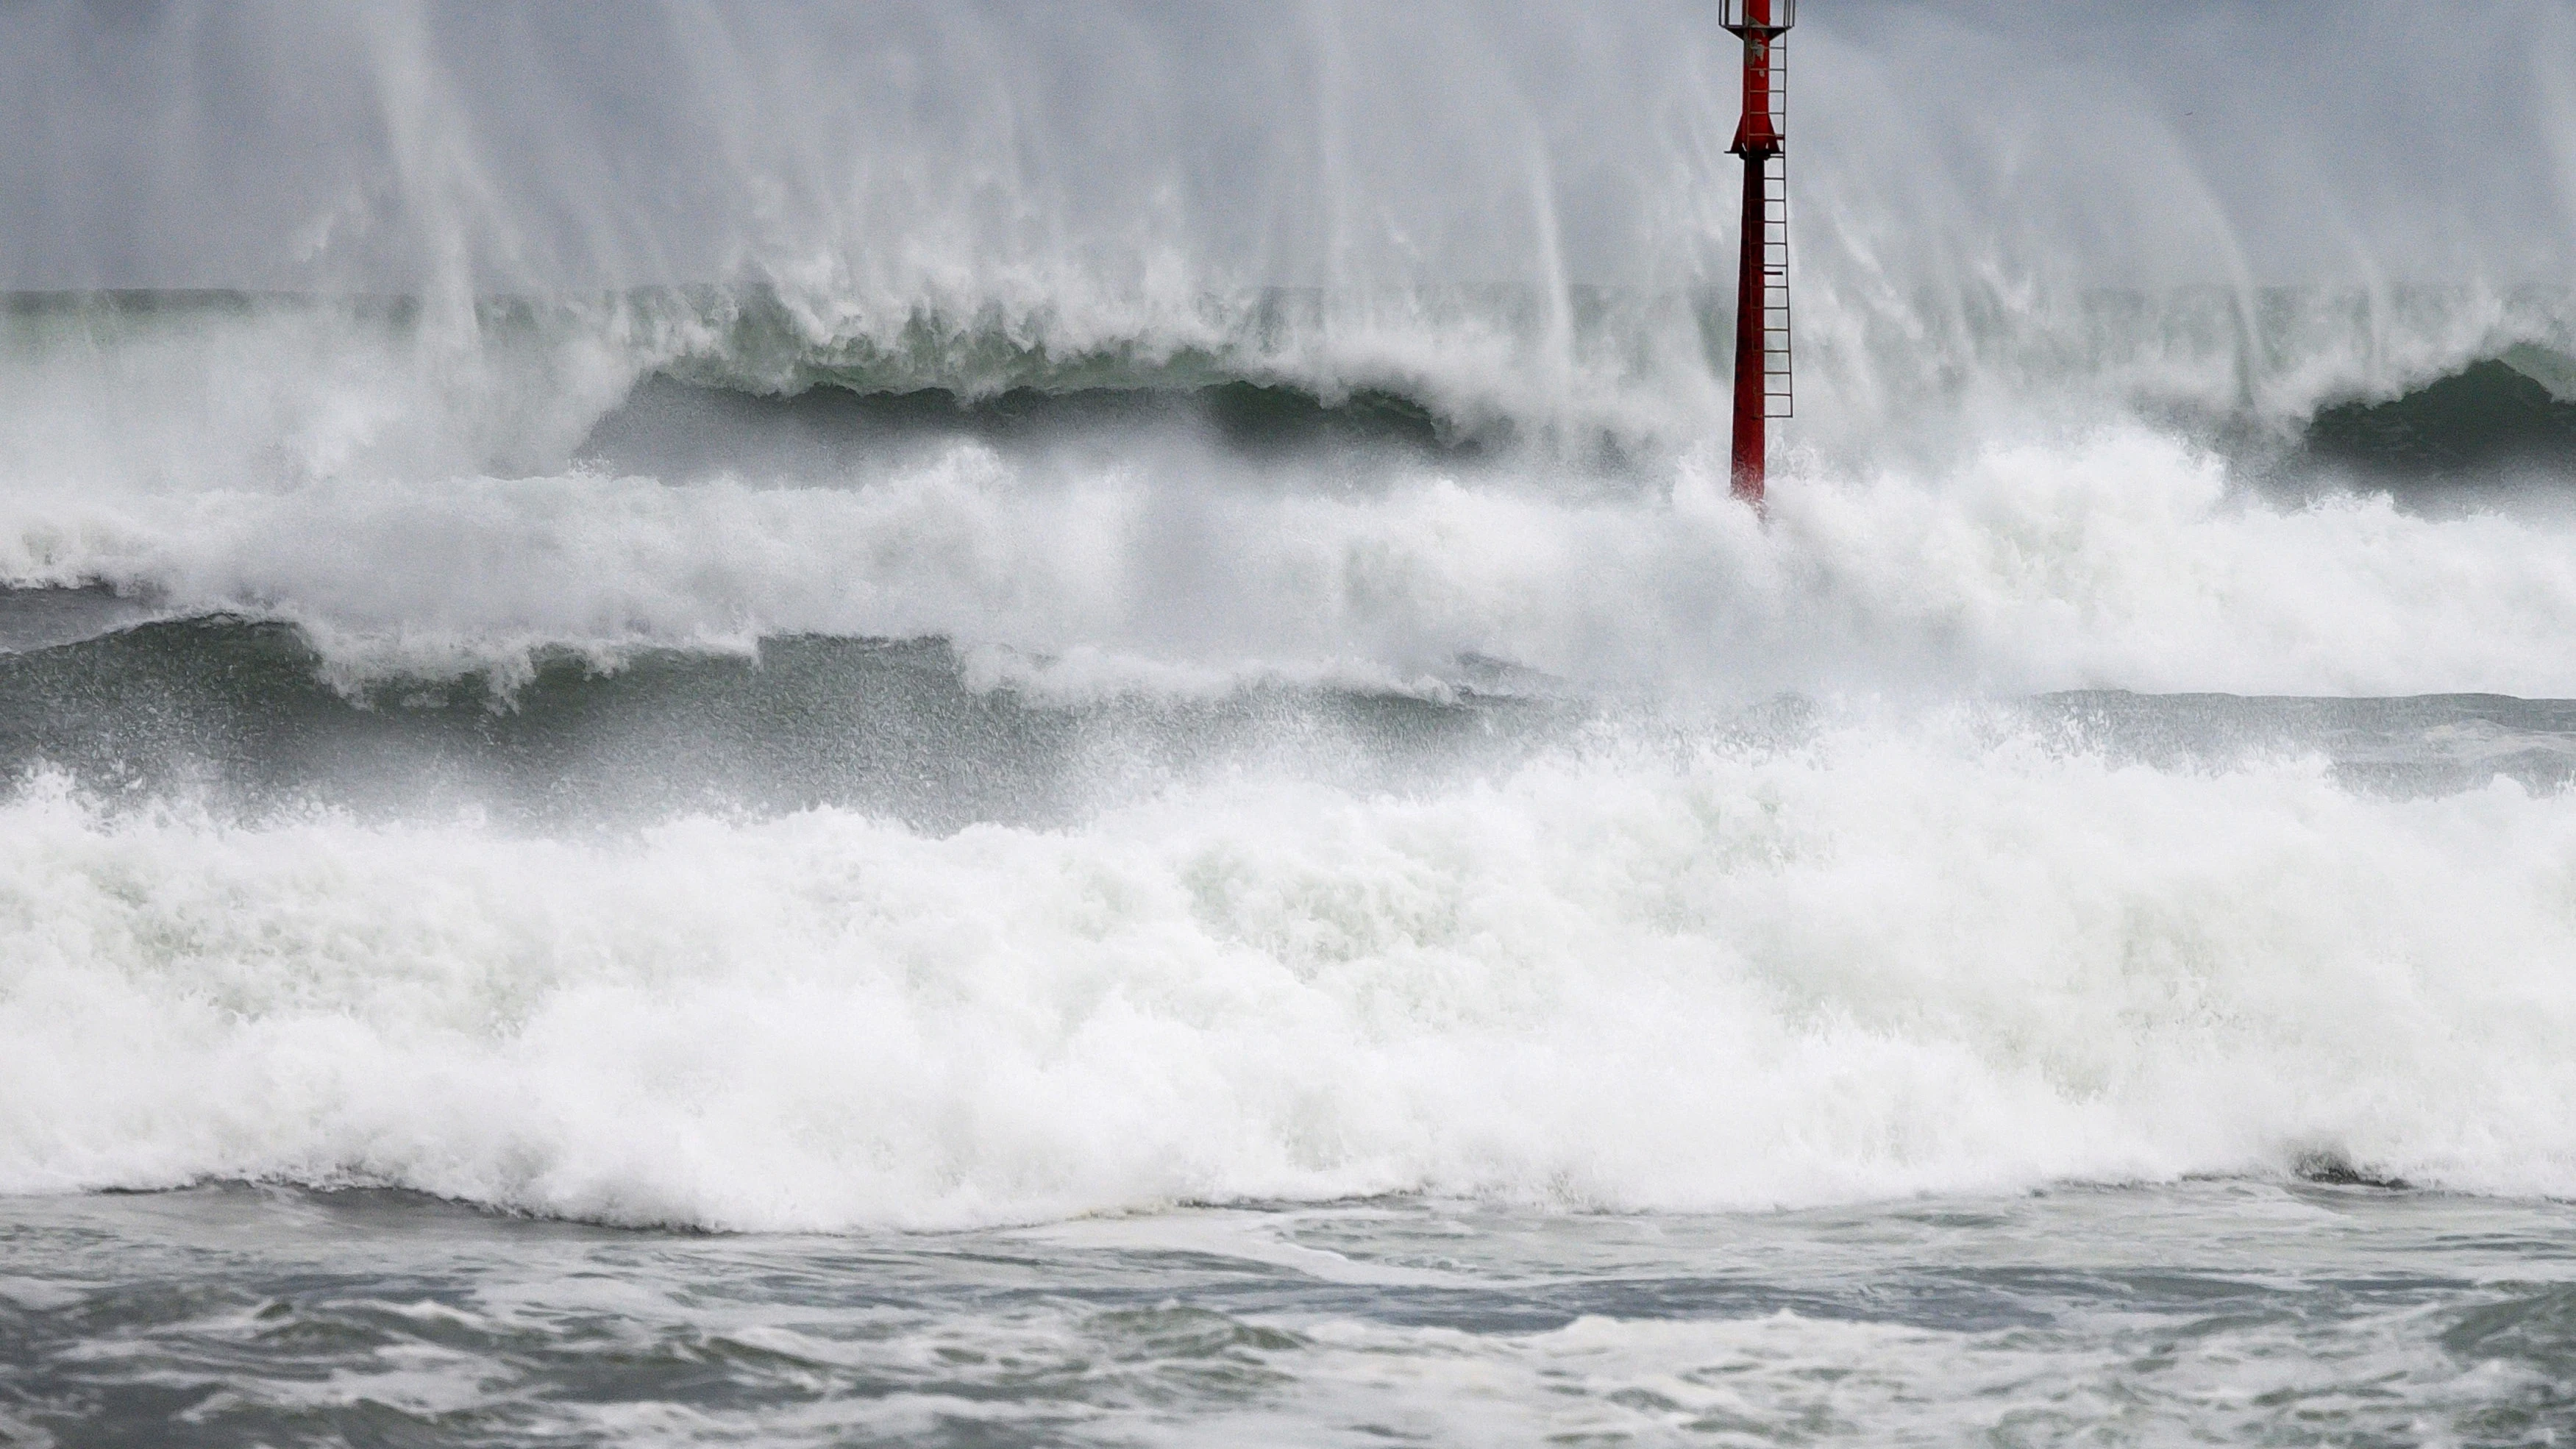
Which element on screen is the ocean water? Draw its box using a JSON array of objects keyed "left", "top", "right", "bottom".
[
  {"left": 7, "top": 2, "right": 2576, "bottom": 1444},
  {"left": 5, "top": 1183, "right": 2575, "bottom": 1446}
]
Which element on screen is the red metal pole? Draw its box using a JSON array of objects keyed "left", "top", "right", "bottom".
[
  {"left": 1726, "top": 0, "right": 1785, "bottom": 505},
  {"left": 1732, "top": 152, "right": 1768, "bottom": 503}
]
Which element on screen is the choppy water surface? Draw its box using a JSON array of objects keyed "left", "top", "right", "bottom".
[{"left": 4, "top": 1183, "right": 2574, "bottom": 1446}]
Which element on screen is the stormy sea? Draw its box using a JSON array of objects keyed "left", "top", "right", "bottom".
[{"left": 4, "top": 3, "right": 2576, "bottom": 1444}]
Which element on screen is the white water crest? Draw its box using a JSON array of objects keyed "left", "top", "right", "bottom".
[
  {"left": 11, "top": 427, "right": 2576, "bottom": 698},
  {"left": 4, "top": 712, "right": 2575, "bottom": 1229}
]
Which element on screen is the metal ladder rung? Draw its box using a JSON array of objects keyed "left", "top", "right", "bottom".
[{"left": 1741, "top": 48, "right": 1793, "bottom": 421}]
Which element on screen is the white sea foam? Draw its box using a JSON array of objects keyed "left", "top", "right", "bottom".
[
  {"left": 3, "top": 713, "right": 2573, "bottom": 1230},
  {"left": 10, "top": 425, "right": 2576, "bottom": 698}
]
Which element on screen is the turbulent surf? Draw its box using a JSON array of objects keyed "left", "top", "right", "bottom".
[{"left": 4, "top": 4, "right": 2576, "bottom": 1445}]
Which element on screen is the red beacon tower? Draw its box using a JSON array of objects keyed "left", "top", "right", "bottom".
[{"left": 1722, "top": 0, "right": 1794, "bottom": 505}]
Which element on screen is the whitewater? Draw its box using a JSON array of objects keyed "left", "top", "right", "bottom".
[{"left": 6, "top": 2, "right": 2576, "bottom": 1444}]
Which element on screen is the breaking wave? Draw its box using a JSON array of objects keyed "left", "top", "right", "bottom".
[{"left": 6, "top": 709, "right": 2576, "bottom": 1229}]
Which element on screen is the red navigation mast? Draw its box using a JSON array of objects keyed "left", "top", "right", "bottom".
[{"left": 1722, "top": 0, "right": 1794, "bottom": 505}]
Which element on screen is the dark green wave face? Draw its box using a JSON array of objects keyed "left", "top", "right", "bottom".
[
  {"left": 15, "top": 602, "right": 2576, "bottom": 832},
  {"left": 2305, "top": 358, "right": 2576, "bottom": 480},
  {"left": 578, "top": 377, "right": 1496, "bottom": 490},
  {"left": 597, "top": 350, "right": 2576, "bottom": 499},
  {"left": 0, "top": 611, "right": 1584, "bottom": 830}
]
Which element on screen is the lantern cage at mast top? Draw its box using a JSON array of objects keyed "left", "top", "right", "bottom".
[{"left": 1720, "top": 0, "right": 1796, "bottom": 37}]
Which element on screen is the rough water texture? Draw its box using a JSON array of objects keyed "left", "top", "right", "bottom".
[
  {"left": 5, "top": 1, "right": 2576, "bottom": 1443},
  {"left": 7, "top": 1184, "right": 2576, "bottom": 1448}
]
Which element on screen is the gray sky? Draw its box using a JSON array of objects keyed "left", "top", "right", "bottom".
[{"left": 1, "top": 1, "right": 2568, "bottom": 296}]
